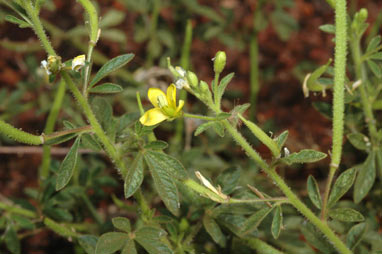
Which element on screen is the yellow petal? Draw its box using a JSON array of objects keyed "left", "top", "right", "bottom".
[
  {"left": 166, "top": 84, "right": 177, "bottom": 107},
  {"left": 148, "top": 88, "right": 166, "bottom": 108},
  {"left": 139, "top": 108, "right": 168, "bottom": 126},
  {"left": 176, "top": 100, "right": 185, "bottom": 113}
]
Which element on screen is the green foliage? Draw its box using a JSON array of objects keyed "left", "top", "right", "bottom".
[
  {"left": 354, "top": 153, "right": 376, "bottom": 203},
  {"left": 55, "top": 136, "right": 81, "bottom": 190},
  {"left": 1, "top": 1, "right": 381, "bottom": 254},
  {"left": 280, "top": 149, "right": 327, "bottom": 165},
  {"left": 328, "top": 207, "right": 364, "bottom": 222},
  {"left": 89, "top": 83, "right": 124, "bottom": 94},
  {"left": 89, "top": 54, "right": 134, "bottom": 87},
  {"left": 271, "top": 205, "right": 283, "bottom": 239},
  {"left": 307, "top": 175, "right": 322, "bottom": 209},
  {"left": 327, "top": 168, "right": 357, "bottom": 208},
  {"left": 124, "top": 152, "right": 144, "bottom": 198}
]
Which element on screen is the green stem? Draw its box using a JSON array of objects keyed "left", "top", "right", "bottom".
[
  {"left": 249, "top": 34, "right": 259, "bottom": 120},
  {"left": 40, "top": 79, "right": 67, "bottom": 180},
  {"left": 321, "top": 0, "right": 348, "bottom": 221},
  {"left": 77, "top": 0, "right": 99, "bottom": 43},
  {"left": 146, "top": 0, "right": 160, "bottom": 67},
  {"left": 21, "top": 0, "right": 56, "bottom": 56},
  {"left": 244, "top": 238, "right": 284, "bottom": 254},
  {"left": 238, "top": 114, "right": 280, "bottom": 158},
  {"left": 350, "top": 38, "right": 379, "bottom": 142},
  {"left": 0, "top": 120, "right": 43, "bottom": 145},
  {"left": 222, "top": 120, "right": 269, "bottom": 170},
  {"left": 173, "top": 19, "right": 193, "bottom": 150},
  {"left": 222, "top": 120, "right": 352, "bottom": 254},
  {"left": 44, "top": 125, "right": 93, "bottom": 141},
  {"left": 183, "top": 113, "right": 219, "bottom": 121},
  {"left": 136, "top": 92, "right": 145, "bottom": 115},
  {"left": 77, "top": 0, "right": 99, "bottom": 95},
  {"left": 61, "top": 71, "right": 125, "bottom": 172},
  {"left": 213, "top": 73, "right": 220, "bottom": 110},
  {"left": 0, "top": 201, "right": 36, "bottom": 218}
]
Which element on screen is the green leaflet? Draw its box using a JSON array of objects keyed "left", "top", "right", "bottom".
[
  {"left": 271, "top": 205, "right": 283, "bottom": 239},
  {"left": 144, "top": 151, "right": 183, "bottom": 216},
  {"left": 346, "top": 223, "right": 367, "bottom": 250},
  {"left": 112, "top": 217, "right": 131, "bottom": 233},
  {"left": 240, "top": 206, "right": 274, "bottom": 236},
  {"left": 281, "top": 149, "right": 327, "bottom": 165},
  {"left": 90, "top": 54, "right": 134, "bottom": 87},
  {"left": 327, "top": 168, "right": 357, "bottom": 208},
  {"left": 216, "top": 72, "right": 234, "bottom": 105},
  {"left": 121, "top": 239, "right": 137, "bottom": 254},
  {"left": 135, "top": 226, "right": 173, "bottom": 254},
  {"left": 144, "top": 150, "right": 188, "bottom": 180},
  {"left": 307, "top": 175, "right": 322, "bottom": 209},
  {"left": 203, "top": 214, "right": 226, "bottom": 247},
  {"left": 4, "top": 225, "right": 20, "bottom": 254},
  {"left": 347, "top": 133, "right": 370, "bottom": 151},
  {"left": 124, "top": 152, "right": 144, "bottom": 198},
  {"left": 95, "top": 232, "right": 128, "bottom": 254},
  {"left": 328, "top": 208, "right": 364, "bottom": 222},
  {"left": 89, "top": 83, "right": 123, "bottom": 94},
  {"left": 78, "top": 235, "right": 98, "bottom": 254},
  {"left": 354, "top": 153, "right": 376, "bottom": 203},
  {"left": 56, "top": 137, "right": 81, "bottom": 191}
]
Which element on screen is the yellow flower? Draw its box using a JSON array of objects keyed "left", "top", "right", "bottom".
[{"left": 140, "top": 84, "right": 184, "bottom": 126}]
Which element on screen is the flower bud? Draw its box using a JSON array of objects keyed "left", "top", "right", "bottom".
[
  {"left": 200, "top": 80, "right": 209, "bottom": 93},
  {"left": 41, "top": 55, "right": 62, "bottom": 75},
  {"left": 175, "top": 79, "right": 188, "bottom": 89},
  {"left": 179, "top": 218, "right": 189, "bottom": 232},
  {"left": 213, "top": 51, "right": 226, "bottom": 74},
  {"left": 358, "top": 8, "right": 368, "bottom": 22},
  {"left": 186, "top": 71, "right": 198, "bottom": 88},
  {"left": 72, "top": 54, "right": 86, "bottom": 72}
]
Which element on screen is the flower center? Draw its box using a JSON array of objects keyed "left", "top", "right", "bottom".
[{"left": 157, "top": 95, "right": 168, "bottom": 108}]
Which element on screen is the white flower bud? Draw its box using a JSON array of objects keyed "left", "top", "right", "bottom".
[{"left": 72, "top": 54, "right": 86, "bottom": 71}]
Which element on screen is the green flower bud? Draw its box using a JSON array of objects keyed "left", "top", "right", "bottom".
[
  {"left": 179, "top": 218, "right": 189, "bottom": 232},
  {"left": 358, "top": 8, "right": 368, "bottom": 22},
  {"left": 213, "top": 51, "right": 226, "bottom": 74},
  {"left": 186, "top": 71, "right": 198, "bottom": 88},
  {"left": 47, "top": 55, "right": 62, "bottom": 74},
  {"left": 200, "top": 80, "right": 209, "bottom": 93}
]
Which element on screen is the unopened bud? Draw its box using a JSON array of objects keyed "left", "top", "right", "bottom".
[
  {"left": 72, "top": 54, "right": 86, "bottom": 72},
  {"left": 42, "top": 55, "right": 62, "bottom": 75},
  {"left": 186, "top": 71, "right": 198, "bottom": 88},
  {"left": 213, "top": 51, "right": 226, "bottom": 74},
  {"left": 179, "top": 218, "right": 189, "bottom": 232},
  {"left": 200, "top": 81, "right": 209, "bottom": 93},
  {"left": 175, "top": 79, "right": 188, "bottom": 89},
  {"left": 358, "top": 8, "right": 368, "bottom": 22}
]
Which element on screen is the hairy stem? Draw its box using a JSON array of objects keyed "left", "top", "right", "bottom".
[
  {"left": 0, "top": 120, "right": 43, "bottom": 145},
  {"left": 61, "top": 71, "right": 125, "bottom": 172},
  {"left": 77, "top": 0, "right": 99, "bottom": 95},
  {"left": 183, "top": 113, "right": 220, "bottom": 121},
  {"left": 222, "top": 120, "right": 352, "bottom": 254},
  {"left": 321, "top": 0, "right": 348, "bottom": 221},
  {"left": 21, "top": 0, "right": 56, "bottom": 56},
  {"left": 350, "top": 38, "right": 378, "bottom": 142}
]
